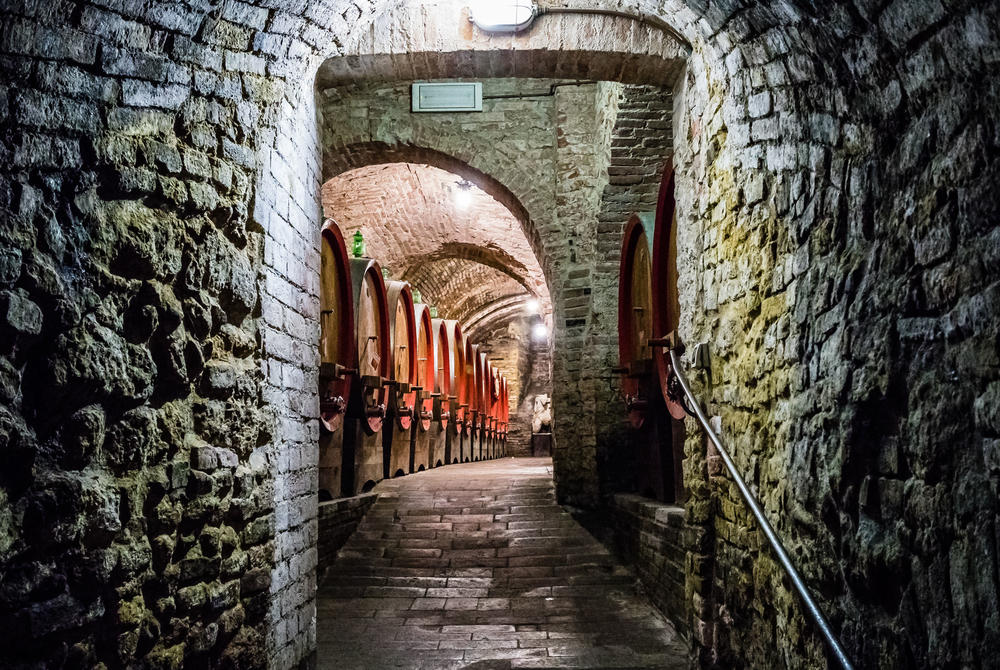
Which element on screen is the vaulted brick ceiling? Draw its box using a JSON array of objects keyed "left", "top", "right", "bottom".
[{"left": 321, "top": 162, "right": 550, "bottom": 339}]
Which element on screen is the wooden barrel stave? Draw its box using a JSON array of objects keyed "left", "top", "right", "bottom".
[
  {"left": 344, "top": 256, "right": 391, "bottom": 495},
  {"left": 319, "top": 220, "right": 356, "bottom": 499},
  {"left": 383, "top": 280, "right": 418, "bottom": 479}
]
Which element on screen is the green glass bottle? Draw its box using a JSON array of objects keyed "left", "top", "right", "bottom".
[
  {"left": 351, "top": 230, "right": 365, "bottom": 258},
  {"left": 412, "top": 287, "right": 422, "bottom": 304}
]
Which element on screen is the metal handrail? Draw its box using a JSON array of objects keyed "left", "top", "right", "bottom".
[{"left": 668, "top": 347, "right": 854, "bottom": 670}]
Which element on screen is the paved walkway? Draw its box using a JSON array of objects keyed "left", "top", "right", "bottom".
[{"left": 317, "top": 458, "right": 689, "bottom": 669}]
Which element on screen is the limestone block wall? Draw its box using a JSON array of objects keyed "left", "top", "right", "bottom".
[
  {"left": 253, "top": 80, "right": 325, "bottom": 668},
  {"left": 664, "top": 1, "right": 1000, "bottom": 667},
  {"left": 611, "top": 494, "right": 687, "bottom": 636},
  {"left": 0, "top": 1, "right": 384, "bottom": 667}
]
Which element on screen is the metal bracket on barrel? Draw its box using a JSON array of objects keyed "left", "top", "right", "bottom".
[
  {"left": 647, "top": 332, "right": 698, "bottom": 418},
  {"left": 319, "top": 363, "right": 356, "bottom": 428},
  {"left": 360, "top": 374, "right": 387, "bottom": 418},
  {"left": 320, "top": 362, "right": 357, "bottom": 380}
]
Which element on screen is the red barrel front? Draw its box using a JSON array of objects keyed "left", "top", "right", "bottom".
[
  {"left": 414, "top": 304, "right": 435, "bottom": 432},
  {"left": 617, "top": 211, "right": 656, "bottom": 429},
  {"left": 348, "top": 257, "right": 390, "bottom": 434},
  {"left": 319, "top": 220, "right": 355, "bottom": 434},
  {"left": 467, "top": 342, "right": 481, "bottom": 440},
  {"left": 385, "top": 281, "right": 418, "bottom": 431},
  {"left": 651, "top": 159, "right": 685, "bottom": 420},
  {"left": 447, "top": 321, "right": 467, "bottom": 434},
  {"left": 431, "top": 317, "right": 451, "bottom": 429}
]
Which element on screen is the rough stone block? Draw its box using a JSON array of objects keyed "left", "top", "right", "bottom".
[
  {"left": 121, "top": 80, "right": 190, "bottom": 110},
  {"left": 0, "top": 290, "right": 42, "bottom": 336}
]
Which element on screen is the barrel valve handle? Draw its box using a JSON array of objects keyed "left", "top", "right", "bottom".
[
  {"left": 320, "top": 394, "right": 346, "bottom": 414},
  {"left": 625, "top": 395, "right": 649, "bottom": 413}
]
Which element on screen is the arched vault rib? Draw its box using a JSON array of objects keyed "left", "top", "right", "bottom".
[
  {"left": 321, "top": 0, "right": 689, "bottom": 88},
  {"left": 403, "top": 243, "right": 539, "bottom": 298},
  {"left": 463, "top": 296, "right": 538, "bottom": 342}
]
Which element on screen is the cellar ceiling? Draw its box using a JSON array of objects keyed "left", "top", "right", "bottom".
[{"left": 321, "top": 162, "right": 550, "bottom": 338}]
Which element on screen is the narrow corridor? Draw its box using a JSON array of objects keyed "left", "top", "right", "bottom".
[{"left": 317, "top": 458, "right": 689, "bottom": 669}]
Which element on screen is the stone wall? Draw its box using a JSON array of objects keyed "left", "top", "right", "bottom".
[
  {"left": 588, "top": 84, "right": 675, "bottom": 500},
  {"left": 253, "top": 78, "right": 325, "bottom": 668},
  {"left": 611, "top": 494, "right": 687, "bottom": 637}
]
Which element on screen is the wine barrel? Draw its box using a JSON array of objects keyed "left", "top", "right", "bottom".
[
  {"left": 413, "top": 304, "right": 435, "bottom": 434},
  {"left": 651, "top": 160, "right": 685, "bottom": 420},
  {"left": 617, "top": 211, "right": 656, "bottom": 429},
  {"left": 480, "top": 353, "right": 491, "bottom": 459},
  {"left": 651, "top": 160, "right": 686, "bottom": 501},
  {"left": 447, "top": 321, "right": 468, "bottom": 445},
  {"left": 318, "top": 220, "right": 356, "bottom": 500},
  {"left": 319, "top": 221, "right": 355, "bottom": 433},
  {"left": 464, "top": 339, "right": 477, "bottom": 442},
  {"left": 445, "top": 320, "right": 468, "bottom": 463},
  {"left": 483, "top": 363, "right": 494, "bottom": 458},
  {"left": 343, "top": 256, "right": 390, "bottom": 495},
  {"left": 383, "top": 280, "right": 418, "bottom": 479},
  {"left": 499, "top": 375, "right": 508, "bottom": 455},
  {"left": 430, "top": 318, "right": 451, "bottom": 423},
  {"left": 501, "top": 376, "right": 509, "bottom": 443},
  {"left": 489, "top": 364, "right": 500, "bottom": 457},
  {"left": 468, "top": 343, "right": 482, "bottom": 458},
  {"left": 429, "top": 317, "right": 451, "bottom": 467},
  {"left": 617, "top": 203, "right": 681, "bottom": 504}
]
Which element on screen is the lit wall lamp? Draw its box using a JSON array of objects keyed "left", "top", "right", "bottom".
[
  {"left": 469, "top": 1, "right": 538, "bottom": 33},
  {"left": 454, "top": 179, "right": 473, "bottom": 209},
  {"left": 532, "top": 322, "right": 548, "bottom": 341},
  {"left": 525, "top": 298, "right": 540, "bottom": 314}
]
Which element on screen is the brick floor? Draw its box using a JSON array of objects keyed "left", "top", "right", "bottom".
[{"left": 317, "top": 458, "right": 689, "bottom": 669}]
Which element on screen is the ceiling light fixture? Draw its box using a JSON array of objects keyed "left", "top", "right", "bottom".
[
  {"left": 469, "top": 1, "right": 538, "bottom": 33},
  {"left": 532, "top": 323, "right": 548, "bottom": 341},
  {"left": 454, "top": 179, "right": 473, "bottom": 209},
  {"left": 525, "top": 298, "right": 540, "bottom": 314}
]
